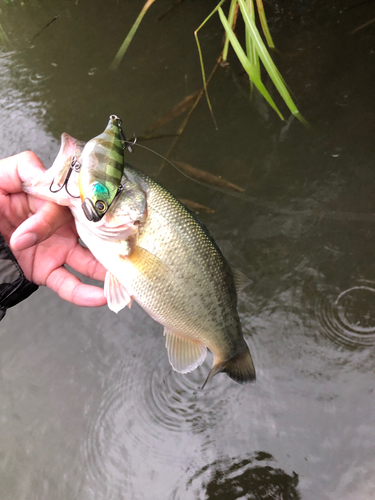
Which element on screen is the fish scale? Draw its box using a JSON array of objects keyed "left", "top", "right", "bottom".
[{"left": 118, "top": 166, "right": 253, "bottom": 376}]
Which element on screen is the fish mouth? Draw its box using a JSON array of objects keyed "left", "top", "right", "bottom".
[{"left": 81, "top": 198, "right": 101, "bottom": 222}]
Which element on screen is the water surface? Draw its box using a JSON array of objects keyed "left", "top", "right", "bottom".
[{"left": 1, "top": 1, "right": 375, "bottom": 499}]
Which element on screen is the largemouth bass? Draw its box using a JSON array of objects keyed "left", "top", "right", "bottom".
[{"left": 24, "top": 122, "right": 256, "bottom": 387}]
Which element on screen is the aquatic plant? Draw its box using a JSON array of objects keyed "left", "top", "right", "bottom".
[
  {"left": 110, "top": 0, "right": 156, "bottom": 71},
  {"left": 110, "top": 0, "right": 305, "bottom": 123}
]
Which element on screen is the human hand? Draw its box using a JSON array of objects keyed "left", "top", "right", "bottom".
[{"left": 0, "top": 151, "right": 107, "bottom": 307}]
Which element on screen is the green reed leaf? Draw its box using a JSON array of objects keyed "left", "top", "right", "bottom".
[
  {"left": 238, "top": 0, "right": 306, "bottom": 122},
  {"left": 218, "top": 6, "right": 284, "bottom": 119},
  {"left": 222, "top": 0, "right": 238, "bottom": 62},
  {"left": 255, "top": 0, "right": 275, "bottom": 48},
  {"left": 194, "top": 0, "right": 226, "bottom": 124},
  {"left": 110, "top": 0, "right": 156, "bottom": 70},
  {"left": 245, "top": 0, "right": 259, "bottom": 98}
]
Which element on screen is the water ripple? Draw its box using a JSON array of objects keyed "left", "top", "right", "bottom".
[
  {"left": 316, "top": 280, "right": 375, "bottom": 349},
  {"left": 81, "top": 361, "right": 134, "bottom": 494},
  {"left": 143, "top": 355, "right": 231, "bottom": 434},
  {"left": 28, "top": 71, "right": 52, "bottom": 84},
  {"left": 81, "top": 353, "right": 223, "bottom": 496}
]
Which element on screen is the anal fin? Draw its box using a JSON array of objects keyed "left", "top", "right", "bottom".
[
  {"left": 164, "top": 329, "right": 207, "bottom": 374},
  {"left": 104, "top": 271, "right": 133, "bottom": 313}
]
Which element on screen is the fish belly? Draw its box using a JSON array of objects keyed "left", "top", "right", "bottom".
[{"left": 119, "top": 186, "right": 243, "bottom": 361}]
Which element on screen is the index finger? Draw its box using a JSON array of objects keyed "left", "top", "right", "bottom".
[{"left": 0, "top": 151, "right": 46, "bottom": 195}]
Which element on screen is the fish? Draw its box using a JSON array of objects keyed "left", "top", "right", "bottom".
[{"left": 23, "top": 119, "right": 256, "bottom": 387}]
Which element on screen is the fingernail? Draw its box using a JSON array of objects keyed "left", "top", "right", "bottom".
[{"left": 12, "top": 232, "right": 38, "bottom": 250}]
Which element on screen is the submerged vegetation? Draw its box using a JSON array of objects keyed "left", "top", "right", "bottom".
[{"left": 110, "top": 0, "right": 305, "bottom": 124}]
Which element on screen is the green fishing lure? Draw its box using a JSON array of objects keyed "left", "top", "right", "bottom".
[{"left": 79, "top": 115, "right": 126, "bottom": 221}]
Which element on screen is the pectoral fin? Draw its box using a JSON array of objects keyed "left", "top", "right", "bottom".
[
  {"left": 104, "top": 271, "right": 133, "bottom": 313},
  {"left": 164, "top": 329, "right": 207, "bottom": 374},
  {"left": 126, "top": 245, "right": 168, "bottom": 280}
]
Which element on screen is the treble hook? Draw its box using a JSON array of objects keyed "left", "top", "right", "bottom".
[
  {"left": 49, "top": 156, "right": 81, "bottom": 198},
  {"left": 125, "top": 135, "right": 137, "bottom": 152},
  {"left": 110, "top": 114, "right": 136, "bottom": 153}
]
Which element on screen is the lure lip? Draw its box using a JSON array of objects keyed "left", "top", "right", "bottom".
[{"left": 82, "top": 198, "right": 101, "bottom": 222}]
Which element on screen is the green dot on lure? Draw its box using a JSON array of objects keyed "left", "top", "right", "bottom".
[{"left": 79, "top": 115, "right": 126, "bottom": 222}]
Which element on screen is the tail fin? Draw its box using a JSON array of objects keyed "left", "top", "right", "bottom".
[{"left": 201, "top": 343, "right": 256, "bottom": 389}]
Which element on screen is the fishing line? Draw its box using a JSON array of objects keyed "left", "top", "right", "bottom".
[
  {"left": 123, "top": 140, "right": 375, "bottom": 222},
  {"left": 117, "top": 113, "right": 251, "bottom": 201},
  {"left": 123, "top": 139, "right": 257, "bottom": 203},
  {"left": 114, "top": 116, "right": 374, "bottom": 221}
]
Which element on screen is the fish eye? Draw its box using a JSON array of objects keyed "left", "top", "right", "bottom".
[{"left": 95, "top": 200, "right": 107, "bottom": 213}]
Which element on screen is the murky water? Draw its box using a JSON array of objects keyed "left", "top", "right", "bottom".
[{"left": 1, "top": 1, "right": 375, "bottom": 498}]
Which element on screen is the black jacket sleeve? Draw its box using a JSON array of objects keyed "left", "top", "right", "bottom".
[{"left": 0, "top": 234, "right": 39, "bottom": 320}]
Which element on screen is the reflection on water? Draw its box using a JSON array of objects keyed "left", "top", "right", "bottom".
[
  {"left": 178, "top": 452, "right": 300, "bottom": 500},
  {"left": 1, "top": 0, "right": 375, "bottom": 499}
]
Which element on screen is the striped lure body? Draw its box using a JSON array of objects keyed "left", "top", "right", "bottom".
[{"left": 79, "top": 116, "right": 124, "bottom": 221}]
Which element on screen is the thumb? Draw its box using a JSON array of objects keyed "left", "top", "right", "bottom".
[{"left": 10, "top": 202, "right": 73, "bottom": 251}]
